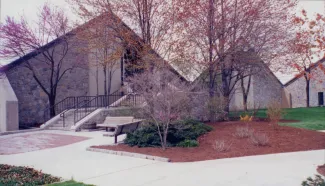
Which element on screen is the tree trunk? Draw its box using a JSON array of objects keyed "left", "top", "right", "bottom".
[
  {"left": 221, "top": 69, "right": 230, "bottom": 120},
  {"left": 208, "top": 0, "right": 216, "bottom": 122},
  {"left": 241, "top": 75, "right": 251, "bottom": 112},
  {"left": 103, "top": 67, "right": 107, "bottom": 96},
  {"left": 108, "top": 70, "right": 112, "bottom": 95},
  {"left": 243, "top": 95, "right": 248, "bottom": 111},
  {"left": 223, "top": 95, "right": 230, "bottom": 117},
  {"left": 162, "top": 129, "right": 168, "bottom": 151},
  {"left": 49, "top": 95, "right": 56, "bottom": 117},
  {"left": 306, "top": 79, "right": 310, "bottom": 108}
]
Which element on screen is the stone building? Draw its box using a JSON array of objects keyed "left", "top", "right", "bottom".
[
  {"left": 0, "top": 14, "right": 175, "bottom": 127},
  {"left": 282, "top": 59, "right": 325, "bottom": 108},
  {"left": 0, "top": 77, "right": 18, "bottom": 132},
  {"left": 230, "top": 65, "right": 283, "bottom": 111}
]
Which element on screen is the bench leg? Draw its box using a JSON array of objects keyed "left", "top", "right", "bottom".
[
  {"left": 114, "top": 135, "right": 117, "bottom": 144},
  {"left": 106, "top": 127, "right": 108, "bottom": 132}
]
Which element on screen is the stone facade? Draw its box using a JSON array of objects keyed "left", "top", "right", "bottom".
[
  {"left": 230, "top": 66, "right": 283, "bottom": 110},
  {"left": 284, "top": 61, "right": 325, "bottom": 108},
  {"left": 5, "top": 36, "right": 89, "bottom": 126}
]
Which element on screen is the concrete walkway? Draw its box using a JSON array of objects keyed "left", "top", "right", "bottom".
[{"left": 0, "top": 130, "right": 324, "bottom": 186}]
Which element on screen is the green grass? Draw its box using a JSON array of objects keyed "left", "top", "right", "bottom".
[
  {"left": 47, "top": 180, "right": 94, "bottom": 186},
  {"left": 232, "top": 107, "right": 325, "bottom": 130}
]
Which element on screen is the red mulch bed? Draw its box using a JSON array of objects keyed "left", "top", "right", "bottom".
[
  {"left": 93, "top": 121, "right": 325, "bottom": 162},
  {"left": 317, "top": 165, "right": 325, "bottom": 176}
]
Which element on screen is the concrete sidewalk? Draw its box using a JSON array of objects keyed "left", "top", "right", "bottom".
[{"left": 0, "top": 130, "right": 324, "bottom": 186}]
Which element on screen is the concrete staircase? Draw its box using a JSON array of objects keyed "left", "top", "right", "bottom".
[
  {"left": 42, "top": 91, "right": 143, "bottom": 131},
  {"left": 48, "top": 111, "right": 75, "bottom": 130}
]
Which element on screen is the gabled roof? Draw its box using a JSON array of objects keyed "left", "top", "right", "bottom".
[
  {"left": 0, "top": 35, "right": 75, "bottom": 73},
  {"left": 192, "top": 50, "right": 283, "bottom": 86},
  {"left": 284, "top": 58, "right": 325, "bottom": 87},
  {"left": 0, "top": 12, "right": 187, "bottom": 81}
]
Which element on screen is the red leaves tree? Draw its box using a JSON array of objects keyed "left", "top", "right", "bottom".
[
  {"left": 0, "top": 4, "right": 74, "bottom": 117},
  {"left": 287, "top": 10, "right": 325, "bottom": 107},
  {"left": 173, "top": 0, "right": 296, "bottom": 119}
]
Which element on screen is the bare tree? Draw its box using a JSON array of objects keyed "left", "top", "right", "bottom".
[
  {"left": 0, "top": 4, "right": 76, "bottom": 117},
  {"left": 173, "top": 0, "right": 296, "bottom": 119},
  {"left": 76, "top": 17, "right": 124, "bottom": 96},
  {"left": 68, "top": 0, "right": 178, "bottom": 67},
  {"left": 128, "top": 67, "right": 192, "bottom": 150}
]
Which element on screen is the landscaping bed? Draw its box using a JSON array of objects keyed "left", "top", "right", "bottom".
[
  {"left": 317, "top": 164, "right": 325, "bottom": 177},
  {"left": 0, "top": 164, "right": 60, "bottom": 185},
  {"left": 93, "top": 121, "right": 325, "bottom": 162}
]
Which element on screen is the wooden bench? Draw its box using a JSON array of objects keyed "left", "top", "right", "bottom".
[{"left": 97, "top": 116, "right": 143, "bottom": 143}]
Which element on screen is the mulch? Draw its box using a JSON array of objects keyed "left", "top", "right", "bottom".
[
  {"left": 317, "top": 165, "right": 325, "bottom": 176},
  {"left": 92, "top": 121, "right": 325, "bottom": 162}
]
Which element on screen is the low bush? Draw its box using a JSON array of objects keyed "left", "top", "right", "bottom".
[
  {"left": 302, "top": 175, "right": 325, "bottom": 186},
  {"left": 267, "top": 101, "right": 285, "bottom": 130},
  {"left": 124, "top": 124, "right": 161, "bottom": 147},
  {"left": 124, "top": 119, "right": 212, "bottom": 148},
  {"left": 240, "top": 114, "right": 253, "bottom": 122},
  {"left": 177, "top": 139, "right": 199, "bottom": 147},
  {"left": 234, "top": 126, "right": 254, "bottom": 138},
  {"left": 0, "top": 164, "right": 61, "bottom": 186},
  {"left": 212, "top": 140, "right": 231, "bottom": 152},
  {"left": 250, "top": 132, "right": 269, "bottom": 146}
]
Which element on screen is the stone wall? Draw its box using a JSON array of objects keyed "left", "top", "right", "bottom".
[
  {"left": 5, "top": 36, "right": 89, "bottom": 126},
  {"left": 285, "top": 65, "right": 325, "bottom": 108},
  {"left": 229, "top": 67, "right": 283, "bottom": 111},
  {"left": 252, "top": 68, "right": 283, "bottom": 108}
]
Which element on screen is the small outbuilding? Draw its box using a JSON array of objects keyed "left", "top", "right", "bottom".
[{"left": 0, "top": 76, "right": 19, "bottom": 132}]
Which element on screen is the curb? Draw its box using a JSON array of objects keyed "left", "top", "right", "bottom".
[
  {"left": 0, "top": 128, "right": 44, "bottom": 136},
  {"left": 86, "top": 147, "right": 170, "bottom": 162}
]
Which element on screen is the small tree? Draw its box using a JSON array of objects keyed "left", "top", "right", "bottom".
[
  {"left": 266, "top": 101, "right": 285, "bottom": 130},
  {"left": 287, "top": 10, "right": 325, "bottom": 107},
  {"left": 0, "top": 4, "right": 75, "bottom": 117},
  {"left": 75, "top": 16, "right": 124, "bottom": 96},
  {"left": 128, "top": 67, "right": 192, "bottom": 150}
]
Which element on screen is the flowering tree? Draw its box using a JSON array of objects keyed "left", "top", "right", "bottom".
[
  {"left": 68, "top": 0, "right": 178, "bottom": 68},
  {"left": 287, "top": 10, "right": 325, "bottom": 107},
  {"left": 172, "top": 0, "right": 296, "bottom": 119},
  {"left": 128, "top": 68, "right": 192, "bottom": 150},
  {"left": 0, "top": 4, "right": 75, "bottom": 117}
]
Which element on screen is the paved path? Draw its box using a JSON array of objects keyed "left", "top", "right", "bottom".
[
  {"left": 0, "top": 130, "right": 324, "bottom": 186},
  {"left": 0, "top": 132, "right": 88, "bottom": 155}
]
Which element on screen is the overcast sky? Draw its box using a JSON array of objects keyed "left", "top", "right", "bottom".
[{"left": 1, "top": 0, "right": 325, "bottom": 83}]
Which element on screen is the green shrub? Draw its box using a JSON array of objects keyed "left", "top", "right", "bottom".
[
  {"left": 177, "top": 139, "right": 199, "bottom": 147},
  {"left": 302, "top": 175, "right": 325, "bottom": 186},
  {"left": 168, "top": 119, "right": 212, "bottom": 144},
  {"left": 124, "top": 124, "right": 161, "bottom": 147},
  {"left": 124, "top": 119, "right": 212, "bottom": 148}
]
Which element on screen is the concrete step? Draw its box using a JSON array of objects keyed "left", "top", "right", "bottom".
[
  {"left": 48, "top": 126, "right": 72, "bottom": 131},
  {"left": 50, "top": 123, "right": 72, "bottom": 127},
  {"left": 57, "top": 120, "right": 74, "bottom": 124}
]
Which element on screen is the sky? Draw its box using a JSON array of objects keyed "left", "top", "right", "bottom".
[{"left": 1, "top": 0, "right": 325, "bottom": 83}]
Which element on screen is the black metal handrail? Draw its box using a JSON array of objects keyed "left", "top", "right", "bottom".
[
  {"left": 43, "top": 89, "right": 144, "bottom": 126},
  {"left": 59, "top": 96, "right": 98, "bottom": 127},
  {"left": 73, "top": 93, "right": 126, "bottom": 124},
  {"left": 43, "top": 97, "right": 76, "bottom": 123},
  {"left": 73, "top": 96, "right": 100, "bottom": 124}
]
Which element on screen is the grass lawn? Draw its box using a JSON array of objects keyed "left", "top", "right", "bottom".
[
  {"left": 47, "top": 180, "right": 94, "bottom": 186},
  {"left": 234, "top": 107, "right": 325, "bottom": 130}
]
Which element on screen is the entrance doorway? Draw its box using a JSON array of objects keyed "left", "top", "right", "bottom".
[{"left": 318, "top": 92, "right": 324, "bottom": 106}]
